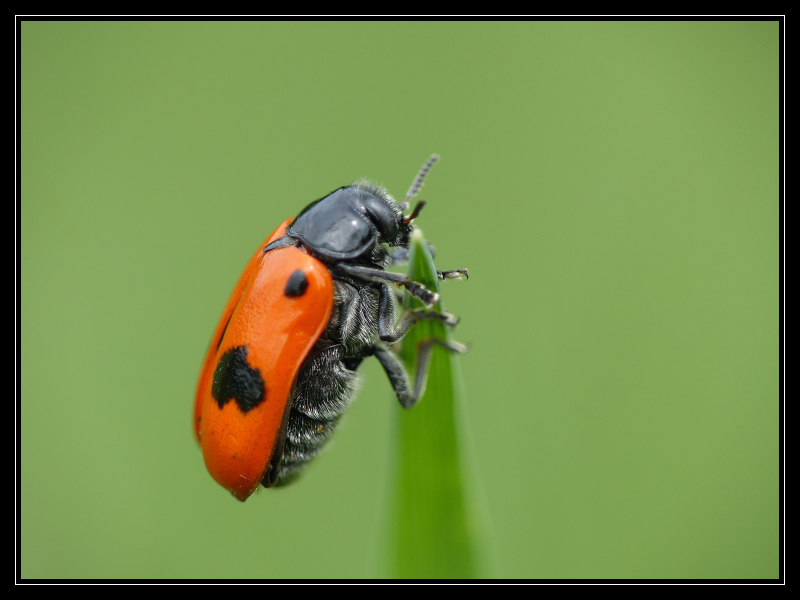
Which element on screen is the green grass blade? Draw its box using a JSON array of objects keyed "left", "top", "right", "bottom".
[{"left": 384, "top": 229, "right": 478, "bottom": 579}]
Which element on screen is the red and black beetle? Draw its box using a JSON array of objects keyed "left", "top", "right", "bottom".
[{"left": 194, "top": 155, "right": 468, "bottom": 500}]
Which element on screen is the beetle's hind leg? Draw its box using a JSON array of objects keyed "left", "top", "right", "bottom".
[{"left": 372, "top": 339, "right": 467, "bottom": 410}]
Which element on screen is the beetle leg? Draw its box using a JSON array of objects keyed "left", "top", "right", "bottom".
[
  {"left": 437, "top": 268, "right": 469, "bottom": 281},
  {"left": 372, "top": 344, "right": 415, "bottom": 409},
  {"left": 403, "top": 281, "right": 439, "bottom": 307},
  {"left": 386, "top": 249, "right": 467, "bottom": 282},
  {"left": 338, "top": 263, "right": 408, "bottom": 283},
  {"left": 338, "top": 264, "right": 439, "bottom": 307},
  {"left": 388, "top": 247, "right": 409, "bottom": 266},
  {"left": 377, "top": 285, "right": 458, "bottom": 344},
  {"left": 377, "top": 284, "right": 405, "bottom": 342},
  {"left": 387, "top": 242, "right": 436, "bottom": 266},
  {"left": 372, "top": 338, "right": 467, "bottom": 409}
]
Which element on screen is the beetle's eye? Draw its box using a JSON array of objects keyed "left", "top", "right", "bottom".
[{"left": 361, "top": 194, "right": 399, "bottom": 242}]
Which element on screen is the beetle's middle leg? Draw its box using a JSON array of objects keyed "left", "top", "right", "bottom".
[{"left": 377, "top": 284, "right": 458, "bottom": 344}]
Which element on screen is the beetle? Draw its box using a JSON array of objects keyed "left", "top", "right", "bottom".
[{"left": 194, "top": 155, "right": 468, "bottom": 501}]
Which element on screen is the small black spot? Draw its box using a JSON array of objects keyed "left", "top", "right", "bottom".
[
  {"left": 212, "top": 346, "right": 266, "bottom": 413},
  {"left": 284, "top": 269, "right": 308, "bottom": 297}
]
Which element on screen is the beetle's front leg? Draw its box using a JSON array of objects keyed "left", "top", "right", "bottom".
[{"left": 337, "top": 264, "right": 440, "bottom": 307}]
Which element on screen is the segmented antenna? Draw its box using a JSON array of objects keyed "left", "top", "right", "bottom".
[{"left": 404, "top": 154, "right": 439, "bottom": 204}]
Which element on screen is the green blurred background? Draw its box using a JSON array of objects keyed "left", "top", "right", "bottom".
[{"left": 21, "top": 21, "right": 779, "bottom": 579}]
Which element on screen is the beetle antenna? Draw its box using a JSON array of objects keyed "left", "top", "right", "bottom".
[
  {"left": 401, "top": 154, "right": 439, "bottom": 210},
  {"left": 403, "top": 200, "right": 426, "bottom": 224}
]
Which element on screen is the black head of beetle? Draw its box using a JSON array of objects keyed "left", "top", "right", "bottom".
[{"left": 285, "top": 182, "right": 414, "bottom": 262}]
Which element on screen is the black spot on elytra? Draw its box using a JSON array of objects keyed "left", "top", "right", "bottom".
[
  {"left": 284, "top": 269, "right": 308, "bottom": 297},
  {"left": 212, "top": 346, "right": 266, "bottom": 413}
]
